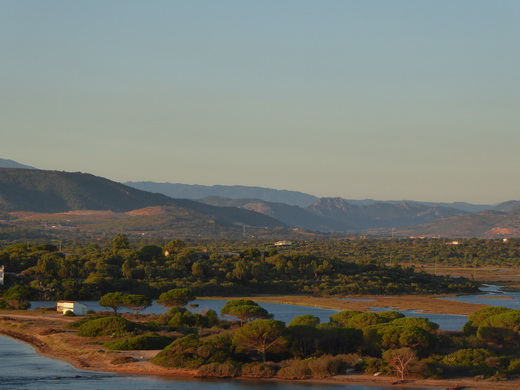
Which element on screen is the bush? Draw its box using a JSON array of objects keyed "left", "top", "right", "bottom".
[
  {"left": 104, "top": 334, "right": 173, "bottom": 350},
  {"left": 442, "top": 348, "right": 496, "bottom": 376},
  {"left": 508, "top": 358, "right": 520, "bottom": 374},
  {"left": 277, "top": 360, "right": 312, "bottom": 379},
  {"left": 334, "top": 353, "right": 364, "bottom": 370},
  {"left": 409, "top": 357, "right": 445, "bottom": 379},
  {"left": 67, "top": 315, "right": 105, "bottom": 329},
  {"left": 196, "top": 362, "right": 241, "bottom": 378},
  {"left": 152, "top": 334, "right": 205, "bottom": 369},
  {"left": 362, "top": 358, "right": 386, "bottom": 375},
  {"left": 77, "top": 316, "right": 135, "bottom": 337},
  {"left": 307, "top": 355, "right": 347, "bottom": 378},
  {"left": 241, "top": 362, "right": 279, "bottom": 378},
  {"left": 64, "top": 310, "right": 76, "bottom": 317}
]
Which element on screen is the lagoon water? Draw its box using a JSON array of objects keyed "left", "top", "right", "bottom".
[
  {"left": 32, "top": 296, "right": 468, "bottom": 331},
  {"left": 438, "top": 284, "right": 520, "bottom": 310},
  {"left": 0, "top": 337, "right": 435, "bottom": 390},
  {"left": 31, "top": 299, "right": 341, "bottom": 326}
]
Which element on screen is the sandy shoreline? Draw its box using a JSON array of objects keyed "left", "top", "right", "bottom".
[{"left": 1, "top": 292, "right": 520, "bottom": 390}]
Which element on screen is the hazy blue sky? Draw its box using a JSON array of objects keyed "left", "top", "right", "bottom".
[{"left": 2, "top": 1, "right": 519, "bottom": 204}]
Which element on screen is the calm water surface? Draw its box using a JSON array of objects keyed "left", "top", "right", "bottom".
[
  {"left": 438, "top": 284, "right": 520, "bottom": 310},
  {"left": 0, "top": 337, "right": 437, "bottom": 390},
  {"left": 30, "top": 284, "right": 517, "bottom": 333}
]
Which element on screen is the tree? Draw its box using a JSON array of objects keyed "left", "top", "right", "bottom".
[
  {"left": 138, "top": 245, "right": 164, "bottom": 262},
  {"left": 316, "top": 323, "right": 363, "bottom": 355},
  {"left": 123, "top": 294, "right": 152, "bottom": 315},
  {"left": 164, "top": 239, "right": 186, "bottom": 255},
  {"left": 3, "top": 285, "right": 33, "bottom": 309},
  {"left": 329, "top": 310, "right": 362, "bottom": 327},
  {"left": 233, "top": 319, "right": 287, "bottom": 362},
  {"left": 391, "top": 317, "right": 439, "bottom": 333},
  {"left": 99, "top": 292, "right": 126, "bottom": 315},
  {"left": 288, "top": 314, "right": 320, "bottom": 327},
  {"left": 157, "top": 288, "right": 195, "bottom": 308},
  {"left": 111, "top": 234, "right": 130, "bottom": 251},
  {"left": 379, "top": 325, "right": 434, "bottom": 353},
  {"left": 221, "top": 299, "right": 271, "bottom": 326},
  {"left": 464, "top": 306, "right": 513, "bottom": 335},
  {"left": 343, "top": 312, "right": 389, "bottom": 329},
  {"left": 383, "top": 347, "right": 417, "bottom": 382},
  {"left": 477, "top": 309, "right": 520, "bottom": 347}
]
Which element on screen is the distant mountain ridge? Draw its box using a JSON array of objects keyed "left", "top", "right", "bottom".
[
  {"left": 200, "top": 197, "right": 349, "bottom": 231},
  {"left": 0, "top": 168, "right": 175, "bottom": 213},
  {"left": 0, "top": 168, "right": 286, "bottom": 231},
  {"left": 307, "top": 197, "right": 468, "bottom": 230},
  {"left": 125, "top": 181, "right": 496, "bottom": 213},
  {"left": 0, "top": 158, "right": 36, "bottom": 170},
  {"left": 125, "top": 181, "right": 318, "bottom": 207},
  {"left": 394, "top": 207, "right": 520, "bottom": 238},
  {"left": 200, "top": 196, "right": 470, "bottom": 232},
  {"left": 2, "top": 160, "right": 519, "bottom": 237}
]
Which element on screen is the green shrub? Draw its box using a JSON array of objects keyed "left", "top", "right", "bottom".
[
  {"left": 334, "top": 353, "right": 365, "bottom": 370},
  {"left": 67, "top": 315, "right": 105, "bottom": 329},
  {"left": 103, "top": 334, "right": 173, "bottom": 350},
  {"left": 409, "top": 357, "right": 444, "bottom": 379},
  {"left": 241, "top": 362, "right": 279, "bottom": 378},
  {"left": 196, "top": 361, "right": 241, "bottom": 378},
  {"left": 442, "top": 348, "right": 496, "bottom": 376},
  {"left": 77, "top": 316, "right": 134, "bottom": 337},
  {"left": 307, "top": 355, "right": 347, "bottom": 378},
  {"left": 152, "top": 334, "right": 205, "bottom": 369},
  {"left": 361, "top": 358, "right": 386, "bottom": 375},
  {"left": 508, "top": 358, "right": 520, "bottom": 374},
  {"left": 276, "top": 359, "right": 311, "bottom": 379},
  {"left": 64, "top": 310, "right": 76, "bottom": 317}
]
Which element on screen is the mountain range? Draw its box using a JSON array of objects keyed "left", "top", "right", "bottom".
[{"left": 0, "top": 159, "right": 519, "bottom": 238}]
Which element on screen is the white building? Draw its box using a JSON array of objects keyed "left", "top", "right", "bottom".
[
  {"left": 274, "top": 241, "right": 292, "bottom": 246},
  {"left": 0, "top": 265, "right": 4, "bottom": 286},
  {"left": 57, "top": 301, "right": 88, "bottom": 316}
]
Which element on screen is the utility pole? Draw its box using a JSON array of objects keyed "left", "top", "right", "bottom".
[{"left": 52, "top": 240, "right": 62, "bottom": 252}]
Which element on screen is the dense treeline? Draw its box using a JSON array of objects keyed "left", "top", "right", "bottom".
[
  {"left": 289, "top": 238, "right": 520, "bottom": 268},
  {"left": 68, "top": 299, "right": 520, "bottom": 382},
  {"left": 0, "top": 235, "right": 484, "bottom": 302}
]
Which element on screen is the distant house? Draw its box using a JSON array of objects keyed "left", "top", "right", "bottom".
[
  {"left": 57, "top": 301, "right": 87, "bottom": 316},
  {"left": 0, "top": 265, "right": 4, "bottom": 286},
  {"left": 274, "top": 241, "right": 292, "bottom": 246}
]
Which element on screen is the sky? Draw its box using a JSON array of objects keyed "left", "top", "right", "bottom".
[{"left": 2, "top": 1, "right": 519, "bottom": 204}]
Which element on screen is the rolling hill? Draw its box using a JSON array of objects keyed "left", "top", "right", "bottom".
[
  {"left": 1, "top": 163, "right": 519, "bottom": 237},
  {"left": 394, "top": 208, "right": 520, "bottom": 238},
  {"left": 307, "top": 198, "right": 469, "bottom": 230},
  {"left": 0, "top": 169, "right": 287, "bottom": 232},
  {"left": 200, "top": 197, "right": 350, "bottom": 231}
]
